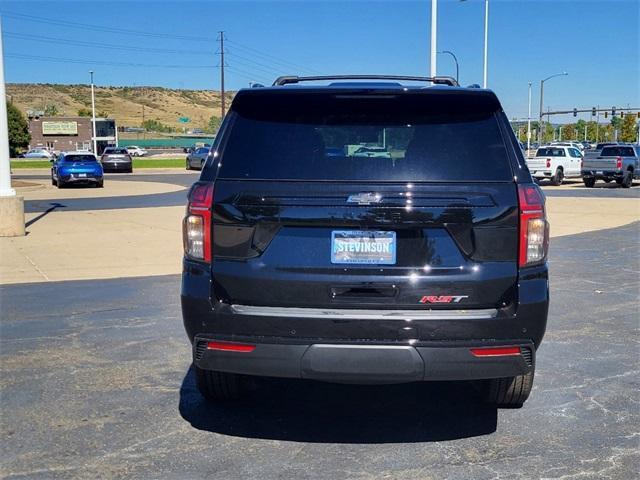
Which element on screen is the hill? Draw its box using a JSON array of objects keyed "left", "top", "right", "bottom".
[{"left": 6, "top": 83, "right": 233, "bottom": 131}]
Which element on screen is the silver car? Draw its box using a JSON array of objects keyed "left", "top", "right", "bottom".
[
  {"left": 101, "top": 147, "right": 133, "bottom": 173},
  {"left": 186, "top": 147, "right": 210, "bottom": 170}
]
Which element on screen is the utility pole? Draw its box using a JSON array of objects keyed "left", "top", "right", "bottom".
[
  {"left": 483, "top": 0, "right": 489, "bottom": 88},
  {"left": 0, "top": 16, "right": 25, "bottom": 236},
  {"left": 218, "top": 31, "right": 226, "bottom": 119},
  {"left": 90, "top": 70, "right": 97, "bottom": 155},
  {"left": 596, "top": 105, "right": 600, "bottom": 143},
  {"left": 430, "top": 0, "right": 437, "bottom": 77},
  {"left": 527, "top": 82, "right": 532, "bottom": 152}
]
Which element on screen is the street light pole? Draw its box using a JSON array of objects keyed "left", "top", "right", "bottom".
[
  {"left": 483, "top": 0, "right": 489, "bottom": 88},
  {"left": 527, "top": 82, "right": 532, "bottom": 152},
  {"left": 538, "top": 71, "right": 568, "bottom": 144},
  {"left": 438, "top": 50, "right": 459, "bottom": 84},
  {"left": 90, "top": 70, "right": 97, "bottom": 155},
  {"left": 430, "top": 0, "right": 437, "bottom": 77}
]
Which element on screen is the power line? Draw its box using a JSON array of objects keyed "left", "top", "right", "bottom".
[
  {"left": 0, "top": 11, "right": 215, "bottom": 42},
  {"left": 5, "top": 53, "right": 217, "bottom": 69},
  {"left": 3, "top": 31, "right": 213, "bottom": 56},
  {"left": 226, "top": 39, "right": 322, "bottom": 75}
]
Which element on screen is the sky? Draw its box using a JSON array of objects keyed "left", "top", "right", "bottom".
[{"left": 1, "top": 0, "right": 638, "bottom": 122}]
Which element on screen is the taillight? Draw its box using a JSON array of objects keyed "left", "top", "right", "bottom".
[
  {"left": 183, "top": 182, "right": 214, "bottom": 263},
  {"left": 518, "top": 184, "right": 549, "bottom": 267},
  {"left": 616, "top": 157, "right": 622, "bottom": 169},
  {"left": 546, "top": 158, "right": 551, "bottom": 168}
]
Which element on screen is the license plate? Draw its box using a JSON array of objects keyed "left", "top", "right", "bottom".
[
  {"left": 596, "top": 171, "right": 603, "bottom": 175},
  {"left": 331, "top": 231, "right": 396, "bottom": 265},
  {"left": 78, "top": 173, "right": 87, "bottom": 178}
]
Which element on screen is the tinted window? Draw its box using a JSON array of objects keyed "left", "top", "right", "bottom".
[
  {"left": 536, "top": 148, "right": 565, "bottom": 157},
  {"left": 601, "top": 146, "right": 635, "bottom": 157},
  {"left": 218, "top": 92, "right": 512, "bottom": 181},
  {"left": 63, "top": 155, "right": 96, "bottom": 162},
  {"left": 104, "top": 148, "right": 128, "bottom": 154}
]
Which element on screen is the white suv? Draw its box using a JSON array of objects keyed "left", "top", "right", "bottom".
[
  {"left": 125, "top": 145, "right": 147, "bottom": 157},
  {"left": 526, "top": 146, "right": 583, "bottom": 185}
]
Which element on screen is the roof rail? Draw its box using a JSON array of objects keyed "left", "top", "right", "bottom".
[{"left": 272, "top": 75, "right": 459, "bottom": 87}]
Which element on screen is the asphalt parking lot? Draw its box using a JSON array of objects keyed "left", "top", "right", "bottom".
[{"left": 1, "top": 171, "right": 639, "bottom": 479}]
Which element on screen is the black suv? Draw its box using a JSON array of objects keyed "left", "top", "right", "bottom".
[{"left": 181, "top": 75, "right": 549, "bottom": 407}]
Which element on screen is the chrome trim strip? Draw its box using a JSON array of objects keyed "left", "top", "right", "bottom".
[{"left": 230, "top": 305, "right": 498, "bottom": 320}]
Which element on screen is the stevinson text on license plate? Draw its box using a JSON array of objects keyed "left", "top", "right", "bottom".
[{"left": 331, "top": 231, "right": 396, "bottom": 265}]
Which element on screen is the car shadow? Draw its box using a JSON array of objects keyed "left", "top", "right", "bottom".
[{"left": 178, "top": 366, "right": 498, "bottom": 443}]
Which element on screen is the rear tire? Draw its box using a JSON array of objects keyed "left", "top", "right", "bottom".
[
  {"left": 96, "top": 180, "right": 104, "bottom": 188},
  {"left": 195, "top": 366, "right": 243, "bottom": 402},
  {"left": 51, "top": 176, "right": 57, "bottom": 186},
  {"left": 583, "top": 177, "right": 596, "bottom": 188},
  {"left": 484, "top": 370, "right": 534, "bottom": 407},
  {"left": 621, "top": 171, "right": 633, "bottom": 188},
  {"left": 551, "top": 168, "right": 564, "bottom": 186}
]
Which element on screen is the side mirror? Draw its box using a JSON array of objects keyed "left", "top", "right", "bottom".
[{"left": 49, "top": 158, "right": 55, "bottom": 163}]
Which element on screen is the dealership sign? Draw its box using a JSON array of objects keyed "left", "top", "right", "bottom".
[{"left": 42, "top": 121, "right": 78, "bottom": 135}]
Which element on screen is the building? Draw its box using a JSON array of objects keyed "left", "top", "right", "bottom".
[{"left": 27, "top": 116, "right": 118, "bottom": 155}]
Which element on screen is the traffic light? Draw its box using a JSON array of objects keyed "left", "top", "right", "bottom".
[
  {"left": 573, "top": 108, "right": 577, "bottom": 117},
  {"left": 605, "top": 111, "right": 608, "bottom": 118},
  {"left": 637, "top": 111, "right": 640, "bottom": 119},
  {"left": 620, "top": 111, "right": 625, "bottom": 118},
  {"left": 612, "top": 107, "right": 616, "bottom": 116},
  {"left": 592, "top": 107, "right": 596, "bottom": 116}
]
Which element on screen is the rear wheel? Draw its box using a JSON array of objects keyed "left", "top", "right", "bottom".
[
  {"left": 51, "top": 176, "right": 57, "bottom": 186},
  {"left": 195, "top": 366, "right": 244, "bottom": 402},
  {"left": 621, "top": 171, "right": 633, "bottom": 188},
  {"left": 583, "top": 177, "right": 596, "bottom": 188},
  {"left": 551, "top": 168, "right": 564, "bottom": 186},
  {"left": 484, "top": 370, "right": 534, "bottom": 407},
  {"left": 96, "top": 180, "right": 104, "bottom": 188}
]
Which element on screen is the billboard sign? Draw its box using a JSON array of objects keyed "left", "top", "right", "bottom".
[{"left": 42, "top": 121, "right": 78, "bottom": 135}]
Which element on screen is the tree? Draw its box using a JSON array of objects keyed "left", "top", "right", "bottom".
[
  {"left": 77, "top": 108, "right": 92, "bottom": 117},
  {"left": 561, "top": 123, "right": 576, "bottom": 141},
  {"left": 610, "top": 116, "right": 623, "bottom": 140},
  {"left": 44, "top": 104, "right": 59, "bottom": 116},
  {"left": 7, "top": 102, "right": 31, "bottom": 156},
  {"left": 619, "top": 114, "right": 638, "bottom": 143},
  {"left": 575, "top": 119, "right": 586, "bottom": 140},
  {"left": 206, "top": 115, "right": 222, "bottom": 134}
]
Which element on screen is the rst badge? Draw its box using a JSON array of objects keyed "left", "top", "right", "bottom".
[{"left": 419, "top": 295, "right": 469, "bottom": 304}]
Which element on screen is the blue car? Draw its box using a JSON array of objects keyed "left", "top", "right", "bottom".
[{"left": 51, "top": 152, "right": 104, "bottom": 188}]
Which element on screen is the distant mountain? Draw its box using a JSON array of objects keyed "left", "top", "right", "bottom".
[{"left": 6, "top": 83, "right": 232, "bottom": 130}]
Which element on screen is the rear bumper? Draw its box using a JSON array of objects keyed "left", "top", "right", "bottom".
[
  {"left": 193, "top": 335, "right": 534, "bottom": 383},
  {"left": 529, "top": 169, "right": 553, "bottom": 178},
  {"left": 581, "top": 169, "right": 623, "bottom": 179},
  {"left": 59, "top": 173, "right": 102, "bottom": 183},
  {"left": 102, "top": 162, "right": 132, "bottom": 172}
]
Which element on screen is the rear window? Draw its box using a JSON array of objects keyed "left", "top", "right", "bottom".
[
  {"left": 536, "top": 148, "right": 565, "bottom": 157},
  {"left": 104, "top": 148, "right": 128, "bottom": 154},
  {"left": 600, "top": 146, "right": 635, "bottom": 157},
  {"left": 217, "top": 92, "right": 512, "bottom": 182},
  {"left": 63, "top": 155, "right": 96, "bottom": 162}
]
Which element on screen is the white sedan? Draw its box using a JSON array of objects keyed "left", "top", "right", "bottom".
[{"left": 125, "top": 145, "right": 147, "bottom": 157}]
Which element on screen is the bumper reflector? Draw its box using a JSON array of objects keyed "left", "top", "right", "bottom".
[
  {"left": 470, "top": 346, "right": 521, "bottom": 357},
  {"left": 206, "top": 341, "right": 256, "bottom": 353}
]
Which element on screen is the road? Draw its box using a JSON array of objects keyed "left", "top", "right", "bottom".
[{"left": 1, "top": 196, "right": 638, "bottom": 479}]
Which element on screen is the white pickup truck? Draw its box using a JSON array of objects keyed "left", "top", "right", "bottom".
[{"left": 526, "top": 146, "right": 583, "bottom": 185}]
